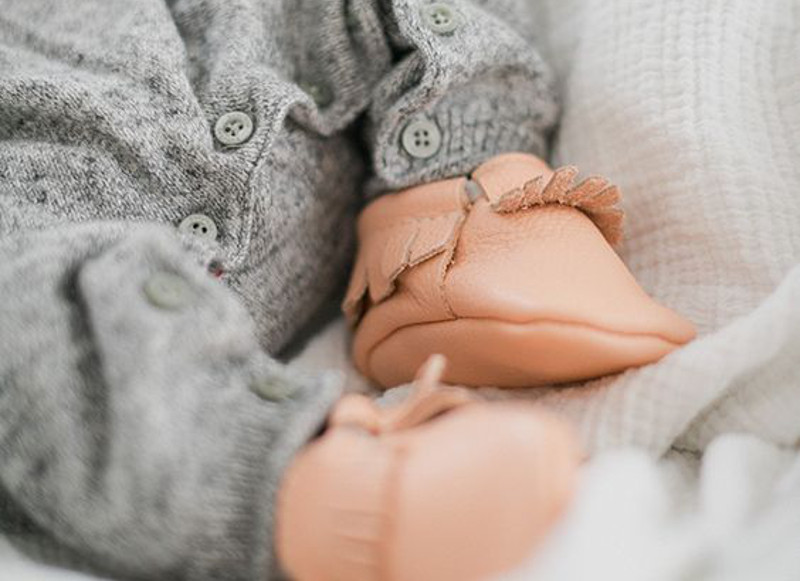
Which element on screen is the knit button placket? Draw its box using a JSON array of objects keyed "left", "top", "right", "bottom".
[
  {"left": 214, "top": 111, "right": 254, "bottom": 146},
  {"left": 421, "top": 3, "right": 462, "bottom": 35},
  {"left": 179, "top": 214, "right": 218, "bottom": 242},
  {"left": 401, "top": 118, "right": 442, "bottom": 159}
]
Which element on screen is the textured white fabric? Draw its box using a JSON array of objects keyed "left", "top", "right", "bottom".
[
  {"left": 504, "top": 435, "right": 800, "bottom": 581},
  {"left": 519, "top": 0, "right": 800, "bottom": 457},
  {"left": 502, "top": 2, "right": 800, "bottom": 577},
  {"left": 3, "top": 0, "right": 799, "bottom": 579}
]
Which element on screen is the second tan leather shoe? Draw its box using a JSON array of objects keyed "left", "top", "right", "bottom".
[
  {"left": 277, "top": 356, "right": 579, "bottom": 581},
  {"left": 343, "top": 153, "right": 696, "bottom": 388}
]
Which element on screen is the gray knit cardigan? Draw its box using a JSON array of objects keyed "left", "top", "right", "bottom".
[{"left": 0, "top": 0, "right": 558, "bottom": 579}]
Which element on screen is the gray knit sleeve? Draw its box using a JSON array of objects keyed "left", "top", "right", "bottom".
[
  {"left": 0, "top": 222, "right": 341, "bottom": 581},
  {"left": 363, "top": 0, "right": 560, "bottom": 192}
]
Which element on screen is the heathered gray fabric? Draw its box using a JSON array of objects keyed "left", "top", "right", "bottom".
[{"left": 0, "top": 0, "right": 558, "bottom": 580}]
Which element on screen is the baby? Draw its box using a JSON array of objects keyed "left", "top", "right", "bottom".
[{"left": 0, "top": 1, "right": 693, "bottom": 580}]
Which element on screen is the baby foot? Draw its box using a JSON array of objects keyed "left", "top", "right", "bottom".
[
  {"left": 276, "top": 356, "right": 579, "bottom": 581},
  {"left": 343, "top": 153, "right": 695, "bottom": 388}
]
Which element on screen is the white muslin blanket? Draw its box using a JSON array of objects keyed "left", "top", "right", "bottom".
[
  {"left": 2, "top": 0, "right": 800, "bottom": 579},
  {"left": 507, "top": 1, "right": 800, "bottom": 577},
  {"left": 509, "top": 0, "right": 800, "bottom": 577}
]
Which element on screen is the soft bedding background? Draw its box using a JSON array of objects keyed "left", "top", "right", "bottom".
[{"left": 3, "top": 0, "right": 800, "bottom": 579}]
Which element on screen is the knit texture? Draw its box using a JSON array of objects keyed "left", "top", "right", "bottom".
[
  {"left": 514, "top": 0, "right": 800, "bottom": 456},
  {"left": 0, "top": 0, "right": 557, "bottom": 580}
]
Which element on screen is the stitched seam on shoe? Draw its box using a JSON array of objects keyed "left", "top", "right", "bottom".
[
  {"left": 437, "top": 212, "right": 467, "bottom": 319},
  {"left": 394, "top": 316, "right": 687, "bottom": 343}
]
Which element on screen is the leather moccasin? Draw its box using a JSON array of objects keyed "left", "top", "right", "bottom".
[
  {"left": 277, "top": 356, "right": 579, "bottom": 581},
  {"left": 343, "top": 153, "right": 696, "bottom": 388}
]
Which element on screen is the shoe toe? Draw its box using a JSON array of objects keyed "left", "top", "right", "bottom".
[
  {"left": 364, "top": 205, "right": 696, "bottom": 387},
  {"left": 390, "top": 404, "right": 580, "bottom": 581}
]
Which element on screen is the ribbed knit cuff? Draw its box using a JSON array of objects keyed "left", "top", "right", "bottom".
[
  {"left": 365, "top": 0, "right": 560, "bottom": 194},
  {"left": 369, "top": 69, "right": 559, "bottom": 194},
  {"left": 185, "top": 370, "right": 343, "bottom": 581},
  {"left": 253, "top": 371, "right": 343, "bottom": 581},
  {"left": 79, "top": 227, "right": 346, "bottom": 581}
]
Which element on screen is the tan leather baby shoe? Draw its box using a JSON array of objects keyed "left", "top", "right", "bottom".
[
  {"left": 343, "top": 153, "right": 696, "bottom": 388},
  {"left": 277, "top": 356, "right": 579, "bottom": 581}
]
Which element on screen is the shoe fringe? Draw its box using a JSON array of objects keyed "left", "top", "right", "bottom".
[{"left": 343, "top": 166, "right": 624, "bottom": 326}]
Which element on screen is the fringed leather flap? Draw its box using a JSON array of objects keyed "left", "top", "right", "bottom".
[
  {"left": 342, "top": 179, "right": 469, "bottom": 326},
  {"left": 343, "top": 154, "right": 625, "bottom": 326},
  {"left": 472, "top": 154, "right": 624, "bottom": 245}
]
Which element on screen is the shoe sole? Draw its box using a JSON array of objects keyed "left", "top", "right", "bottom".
[{"left": 365, "top": 317, "right": 682, "bottom": 388}]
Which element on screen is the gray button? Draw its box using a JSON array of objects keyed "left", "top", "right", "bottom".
[
  {"left": 179, "top": 214, "right": 218, "bottom": 242},
  {"left": 401, "top": 118, "right": 442, "bottom": 159},
  {"left": 143, "top": 272, "right": 192, "bottom": 310},
  {"left": 299, "top": 81, "right": 334, "bottom": 108},
  {"left": 421, "top": 3, "right": 461, "bottom": 35},
  {"left": 214, "top": 111, "right": 254, "bottom": 146},
  {"left": 250, "top": 375, "right": 297, "bottom": 402}
]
